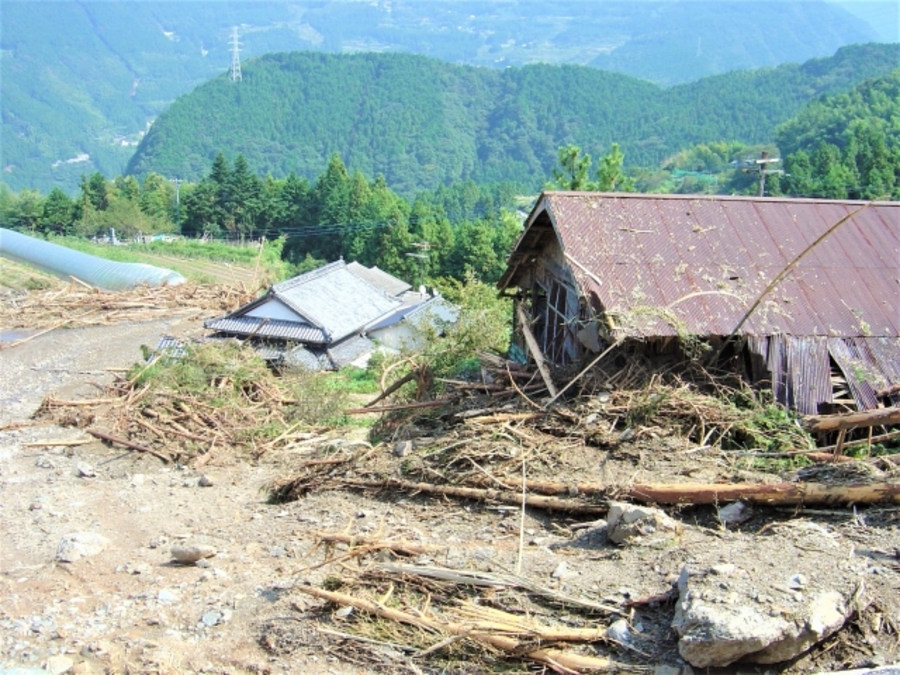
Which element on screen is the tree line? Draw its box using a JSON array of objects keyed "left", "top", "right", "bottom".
[{"left": 0, "top": 153, "right": 522, "bottom": 285}]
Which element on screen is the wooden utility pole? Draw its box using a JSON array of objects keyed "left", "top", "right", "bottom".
[{"left": 743, "top": 151, "right": 783, "bottom": 196}]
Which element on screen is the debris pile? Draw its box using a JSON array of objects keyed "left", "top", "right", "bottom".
[
  {"left": 32, "top": 341, "right": 337, "bottom": 464},
  {"left": 0, "top": 282, "right": 255, "bottom": 333},
  {"left": 21, "top": 339, "right": 900, "bottom": 673}
]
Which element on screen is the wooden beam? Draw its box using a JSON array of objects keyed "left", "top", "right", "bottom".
[
  {"left": 515, "top": 303, "right": 557, "bottom": 398},
  {"left": 804, "top": 406, "right": 900, "bottom": 433}
]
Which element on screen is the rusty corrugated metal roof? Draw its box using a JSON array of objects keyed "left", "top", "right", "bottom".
[{"left": 503, "top": 192, "right": 899, "bottom": 339}]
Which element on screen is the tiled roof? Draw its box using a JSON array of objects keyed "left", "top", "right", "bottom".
[
  {"left": 204, "top": 316, "right": 329, "bottom": 344},
  {"left": 268, "top": 261, "right": 401, "bottom": 341},
  {"left": 345, "top": 261, "right": 411, "bottom": 297}
]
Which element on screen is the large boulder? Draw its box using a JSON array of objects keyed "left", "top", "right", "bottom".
[{"left": 673, "top": 563, "right": 852, "bottom": 667}]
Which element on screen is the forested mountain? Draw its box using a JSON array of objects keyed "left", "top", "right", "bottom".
[
  {"left": 775, "top": 69, "right": 900, "bottom": 200},
  {"left": 125, "top": 44, "right": 900, "bottom": 196},
  {"left": 2, "top": 0, "right": 892, "bottom": 194}
]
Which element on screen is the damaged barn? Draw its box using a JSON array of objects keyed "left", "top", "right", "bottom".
[{"left": 498, "top": 192, "right": 899, "bottom": 415}]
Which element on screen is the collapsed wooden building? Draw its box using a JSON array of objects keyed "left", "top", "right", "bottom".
[{"left": 498, "top": 192, "right": 899, "bottom": 414}]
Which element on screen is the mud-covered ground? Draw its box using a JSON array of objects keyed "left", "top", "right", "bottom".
[{"left": 0, "top": 313, "right": 898, "bottom": 675}]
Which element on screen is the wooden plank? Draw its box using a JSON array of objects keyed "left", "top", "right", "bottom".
[{"left": 515, "top": 303, "right": 557, "bottom": 398}]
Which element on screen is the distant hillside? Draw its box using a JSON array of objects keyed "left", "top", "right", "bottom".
[
  {"left": 126, "top": 44, "right": 900, "bottom": 195},
  {"left": 1, "top": 0, "right": 890, "bottom": 194}
]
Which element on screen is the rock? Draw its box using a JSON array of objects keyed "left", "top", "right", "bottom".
[
  {"left": 551, "top": 562, "right": 568, "bottom": 579},
  {"left": 606, "top": 501, "right": 683, "bottom": 546},
  {"left": 44, "top": 655, "right": 74, "bottom": 675},
  {"left": 606, "top": 618, "right": 631, "bottom": 643},
  {"left": 393, "top": 440, "right": 413, "bottom": 457},
  {"left": 717, "top": 500, "right": 752, "bottom": 527},
  {"left": 130, "top": 474, "right": 145, "bottom": 487},
  {"left": 56, "top": 532, "right": 110, "bottom": 562},
  {"left": 170, "top": 543, "right": 217, "bottom": 564},
  {"left": 200, "top": 610, "right": 222, "bottom": 627},
  {"left": 672, "top": 564, "right": 852, "bottom": 667},
  {"left": 157, "top": 589, "right": 179, "bottom": 603},
  {"left": 198, "top": 474, "right": 213, "bottom": 487},
  {"left": 35, "top": 455, "right": 56, "bottom": 469},
  {"left": 75, "top": 462, "right": 95, "bottom": 478}
]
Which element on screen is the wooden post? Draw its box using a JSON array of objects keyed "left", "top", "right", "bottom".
[{"left": 515, "top": 303, "right": 558, "bottom": 398}]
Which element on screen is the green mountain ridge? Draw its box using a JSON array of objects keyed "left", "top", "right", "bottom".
[
  {"left": 126, "top": 44, "right": 900, "bottom": 196},
  {"left": 2, "top": 0, "right": 893, "bottom": 194}
]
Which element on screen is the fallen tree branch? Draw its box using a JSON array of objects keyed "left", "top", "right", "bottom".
[
  {"left": 294, "top": 585, "right": 613, "bottom": 673},
  {"left": 21, "top": 438, "right": 92, "bottom": 448},
  {"left": 316, "top": 532, "right": 439, "bottom": 557},
  {"left": 374, "top": 563, "right": 622, "bottom": 614},
  {"left": 344, "top": 399, "right": 452, "bottom": 415},
  {"left": 516, "top": 303, "right": 558, "bottom": 398},
  {"left": 346, "top": 478, "right": 607, "bottom": 514},
  {"left": 42, "top": 395, "right": 121, "bottom": 407},
  {"left": 86, "top": 428, "right": 170, "bottom": 463}
]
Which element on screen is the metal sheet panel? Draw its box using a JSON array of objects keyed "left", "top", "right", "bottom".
[
  {"left": 275, "top": 264, "right": 402, "bottom": 341},
  {"left": 767, "top": 334, "right": 789, "bottom": 408},
  {"left": 828, "top": 338, "right": 880, "bottom": 411},
  {"left": 784, "top": 336, "right": 832, "bottom": 416}
]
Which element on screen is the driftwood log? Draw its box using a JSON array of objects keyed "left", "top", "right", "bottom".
[
  {"left": 351, "top": 476, "right": 900, "bottom": 509},
  {"left": 477, "top": 477, "right": 900, "bottom": 505},
  {"left": 805, "top": 407, "right": 900, "bottom": 433},
  {"left": 346, "top": 478, "right": 607, "bottom": 514}
]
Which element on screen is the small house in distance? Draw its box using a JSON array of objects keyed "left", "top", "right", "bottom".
[
  {"left": 205, "top": 260, "right": 455, "bottom": 370},
  {"left": 497, "top": 191, "right": 899, "bottom": 414}
]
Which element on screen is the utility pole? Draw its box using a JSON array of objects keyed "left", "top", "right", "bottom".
[
  {"left": 742, "top": 151, "right": 783, "bottom": 197},
  {"left": 230, "top": 26, "right": 242, "bottom": 83},
  {"left": 406, "top": 242, "right": 431, "bottom": 290},
  {"left": 169, "top": 178, "right": 182, "bottom": 226}
]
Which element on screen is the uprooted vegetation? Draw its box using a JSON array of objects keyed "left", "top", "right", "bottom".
[
  {"left": 6, "top": 272, "right": 895, "bottom": 674},
  {"left": 25, "top": 334, "right": 899, "bottom": 673},
  {"left": 34, "top": 341, "right": 374, "bottom": 464}
]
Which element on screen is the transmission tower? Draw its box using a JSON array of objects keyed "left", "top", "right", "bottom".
[{"left": 230, "top": 26, "right": 242, "bottom": 83}]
